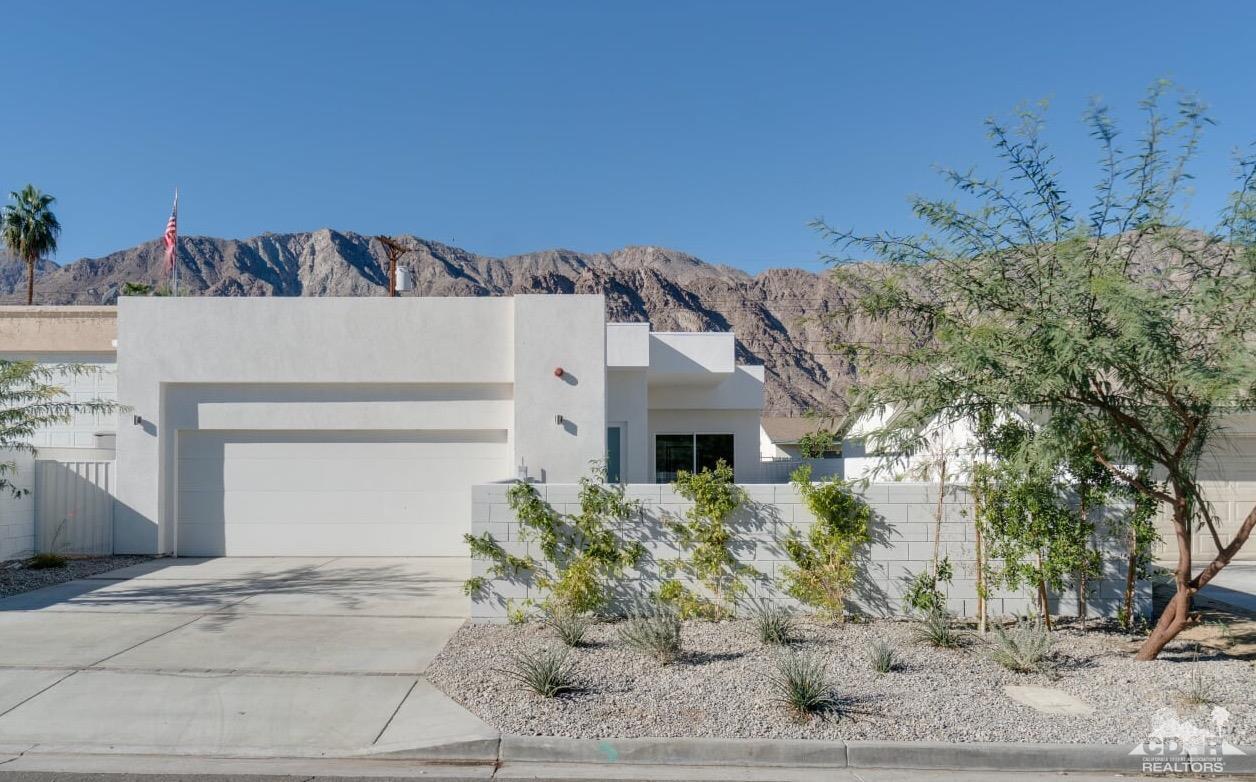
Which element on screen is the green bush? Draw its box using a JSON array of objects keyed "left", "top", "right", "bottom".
[
  {"left": 464, "top": 467, "right": 643, "bottom": 616},
  {"left": 779, "top": 465, "right": 871, "bottom": 621},
  {"left": 661, "top": 461, "right": 752, "bottom": 619}
]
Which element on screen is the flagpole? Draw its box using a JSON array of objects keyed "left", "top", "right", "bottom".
[{"left": 172, "top": 188, "right": 179, "bottom": 296}]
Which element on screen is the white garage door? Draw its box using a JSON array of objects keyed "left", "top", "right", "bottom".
[
  {"left": 1157, "top": 435, "right": 1256, "bottom": 563},
  {"left": 176, "top": 430, "right": 508, "bottom": 556}
]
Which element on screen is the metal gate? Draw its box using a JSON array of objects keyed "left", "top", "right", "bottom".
[{"left": 34, "top": 459, "right": 114, "bottom": 555}]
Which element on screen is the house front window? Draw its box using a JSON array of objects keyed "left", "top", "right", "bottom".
[{"left": 654, "top": 433, "right": 734, "bottom": 483}]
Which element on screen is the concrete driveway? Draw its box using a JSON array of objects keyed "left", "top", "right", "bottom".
[
  {"left": 0, "top": 557, "right": 495, "bottom": 760},
  {"left": 1199, "top": 561, "right": 1256, "bottom": 614}
]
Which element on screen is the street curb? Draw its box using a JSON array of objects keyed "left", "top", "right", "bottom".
[
  {"left": 500, "top": 735, "right": 846, "bottom": 768},
  {"left": 359, "top": 735, "right": 501, "bottom": 763},
  {"left": 499, "top": 734, "right": 1256, "bottom": 774}
]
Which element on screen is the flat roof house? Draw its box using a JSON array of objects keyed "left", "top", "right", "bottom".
[{"left": 0, "top": 296, "right": 763, "bottom": 559}]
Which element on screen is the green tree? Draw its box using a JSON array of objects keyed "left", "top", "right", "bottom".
[
  {"left": 1, "top": 361, "right": 119, "bottom": 496},
  {"left": 2, "top": 185, "right": 60, "bottom": 306},
  {"left": 815, "top": 83, "right": 1256, "bottom": 660}
]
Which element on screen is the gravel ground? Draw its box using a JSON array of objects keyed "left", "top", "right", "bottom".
[
  {"left": 427, "top": 617, "right": 1256, "bottom": 744},
  {"left": 0, "top": 555, "right": 152, "bottom": 598}
]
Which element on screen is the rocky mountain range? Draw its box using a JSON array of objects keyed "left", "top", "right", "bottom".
[{"left": 0, "top": 230, "right": 861, "bottom": 415}]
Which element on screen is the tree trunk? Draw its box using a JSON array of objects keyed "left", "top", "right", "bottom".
[
  {"left": 1034, "top": 548, "right": 1052, "bottom": 630},
  {"left": 1136, "top": 501, "right": 1256, "bottom": 660},
  {"left": 974, "top": 488, "right": 987, "bottom": 634},
  {"left": 25, "top": 258, "right": 34, "bottom": 305},
  {"left": 1122, "top": 543, "right": 1137, "bottom": 631}
]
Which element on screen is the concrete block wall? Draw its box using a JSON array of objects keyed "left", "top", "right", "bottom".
[
  {"left": 470, "top": 481, "right": 1151, "bottom": 623},
  {"left": 0, "top": 449, "right": 36, "bottom": 560}
]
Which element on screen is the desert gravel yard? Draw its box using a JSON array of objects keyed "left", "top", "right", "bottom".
[
  {"left": 427, "top": 617, "right": 1256, "bottom": 744},
  {"left": 0, "top": 555, "right": 152, "bottom": 598}
]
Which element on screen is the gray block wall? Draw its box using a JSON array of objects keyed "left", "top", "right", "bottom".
[{"left": 469, "top": 481, "right": 1152, "bottom": 623}]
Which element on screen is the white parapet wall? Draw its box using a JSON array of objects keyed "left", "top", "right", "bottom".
[{"left": 469, "top": 481, "right": 1151, "bottom": 623}]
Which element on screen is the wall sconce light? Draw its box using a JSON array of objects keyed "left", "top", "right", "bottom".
[
  {"left": 555, "top": 414, "right": 564, "bottom": 425},
  {"left": 132, "top": 414, "right": 143, "bottom": 426}
]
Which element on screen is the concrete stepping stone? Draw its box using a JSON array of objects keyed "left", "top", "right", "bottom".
[{"left": 1003, "top": 685, "right": 1096, "bottom": 716}]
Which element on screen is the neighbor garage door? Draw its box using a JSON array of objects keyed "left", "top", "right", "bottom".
[
  {"left": 176, "top": 430, "right": 507, "bottom": 556},
  {"left": 1156, "top": 435, "right": 1256, "bottom": 563}
]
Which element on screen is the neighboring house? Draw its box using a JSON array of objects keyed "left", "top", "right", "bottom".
[
  {"left": 0, "top": 307, "right": 119, "bottom": 559},
  {"left": 0, "top": 295, "right": 764, "bottom": 558},
  {"left": 757, "top": 416, "right": 844, "bottom": 483},
  {"left": 841, "top": 405, "right": 1256, "bottom": 562},
  {"left": 758, "top": 416, "right": 840, "bottom": 460}
]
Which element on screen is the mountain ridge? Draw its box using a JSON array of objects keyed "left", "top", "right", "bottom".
[{"left": 0, "top": 229, "right": 858, "bottom": 416}]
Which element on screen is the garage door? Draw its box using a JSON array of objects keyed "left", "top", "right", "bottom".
[
  {"left": 1156, "top": 435, "right": 1256, "bottom": 563},
  {"left": 176, "top": 430, "right": 508, "bottom": 556}
]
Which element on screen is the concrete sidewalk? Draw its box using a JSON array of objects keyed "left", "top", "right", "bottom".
[
  {"left": 1200, "top": 561, "right": 1256, "bottom": 614},
  {"left": 0, "top": 557, "right": 494, "bottom": 760}
]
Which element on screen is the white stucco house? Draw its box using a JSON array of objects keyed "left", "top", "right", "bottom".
[{"left": 0, "top": 295, "right": 764, "bottom": 559}]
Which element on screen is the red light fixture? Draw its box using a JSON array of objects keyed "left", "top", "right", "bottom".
[{"left": 553, "top": 367, "right": 565, "bottom": 378}]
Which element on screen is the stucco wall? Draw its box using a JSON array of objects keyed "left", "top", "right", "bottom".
[
  {"left": 0, "top": 307, "right": 117, "bottom": 353},
  {"left": 607, "top": 368, "right": 650, "bottom": 483},
  {"left": 468, "top": 481, "right": 1151, "bottom": 623},
  {"left": 512, "top": 295, "right": 606, "bottom": 483},
  {"left": 115, "top": 295, "right": 606, "bottom": 554}
]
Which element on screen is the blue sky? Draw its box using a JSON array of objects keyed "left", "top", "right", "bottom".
[{"left": 4, "top": 1, "right": 1255, "bottom": 273}]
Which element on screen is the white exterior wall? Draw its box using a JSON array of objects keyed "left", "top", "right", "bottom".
[
  {"left": 0, "top": 449, "right": 35, "bottom": 559},
  {"left": 607, "top": 368, "right": 650, "bottom": 483},
  {"left": 115, "top": 295, "right": 606, "bottom": 554},
  {"left": 512, "top": 296, "right": 606, "bottom": 483}
]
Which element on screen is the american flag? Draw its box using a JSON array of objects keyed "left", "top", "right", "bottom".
[{"left": 163, "top": 190, "right": 178, "bottom": 273}]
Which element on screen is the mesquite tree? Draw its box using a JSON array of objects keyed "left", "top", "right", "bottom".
[{"left": 816, "top": 83, "right": 1256, "bottom": 660}]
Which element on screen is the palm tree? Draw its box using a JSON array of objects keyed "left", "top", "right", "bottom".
[{"left": 1, "top": 185, "right": 61, "bottom": 305}]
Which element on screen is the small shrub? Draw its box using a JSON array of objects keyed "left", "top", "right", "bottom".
[
  {"left": 779, "top": 466, "right": 872, "bottom": 621},
  {"left": 667, "top": 461, "right": 751, "bottom": 619},
  {"left": 1178, "top": 655, "right": 1218, "bottom": 705},
  {"left": 867, "top": 639, "right": 897, "bottom": 673},
  {"left": 462, "top": 576, "right": 487, "bottom": 596},
  {"left": 619, "top": 603, "right": 682, "bottom": 664},
  {"left": 769, "top": 651, "right": 833, "bottom": 716},
  {"left": 989, "top": 618, "right": 1054, "bottom": 673},
  {"left": 913, "top": 609, "right": 968, "bottom": 648},
  {"left": 502, "top": 646, "right": 576, "bottom": 697},
  {"left": 27, "top": 553, "right": 67, "bottom": 570},
  {"left": 506, "top": 601, "right": 530, "bottom": 626},
  {"left": 546, "top": 608, "right": 594, "bottom": 647},
  {"left": 749, "top": 600, "right": 796, "bottom": 645}
]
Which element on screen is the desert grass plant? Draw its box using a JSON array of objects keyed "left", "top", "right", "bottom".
[
  {"left": 749, "top": 599, "right": 796, "bottom": 646},
  {"left": 989, "top": 618, "right": 1054, "bottom": 673},
  {"left": 546, "top": 607, "right": 594, "bottom": 647},
  {"left": 26, "top": 552, "right": 67, "bottom": 570},
  {"left": 1177, "top": 653, "right": 1219, "bottom": 706},
  {"left": 502, "top": 646, "right": 576, "bottom": 698},
  {"left": 913, "top": 609, "right": 968, "bottom": 649},
  {"left": 867, "top": 639, "right": 897, "bottom": 674},
  {"left": 618, "top": 602, "right": 682, "bottom": 664},
  {"left": 769, "top": 651, "right": 834, "bottom": 717}
]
